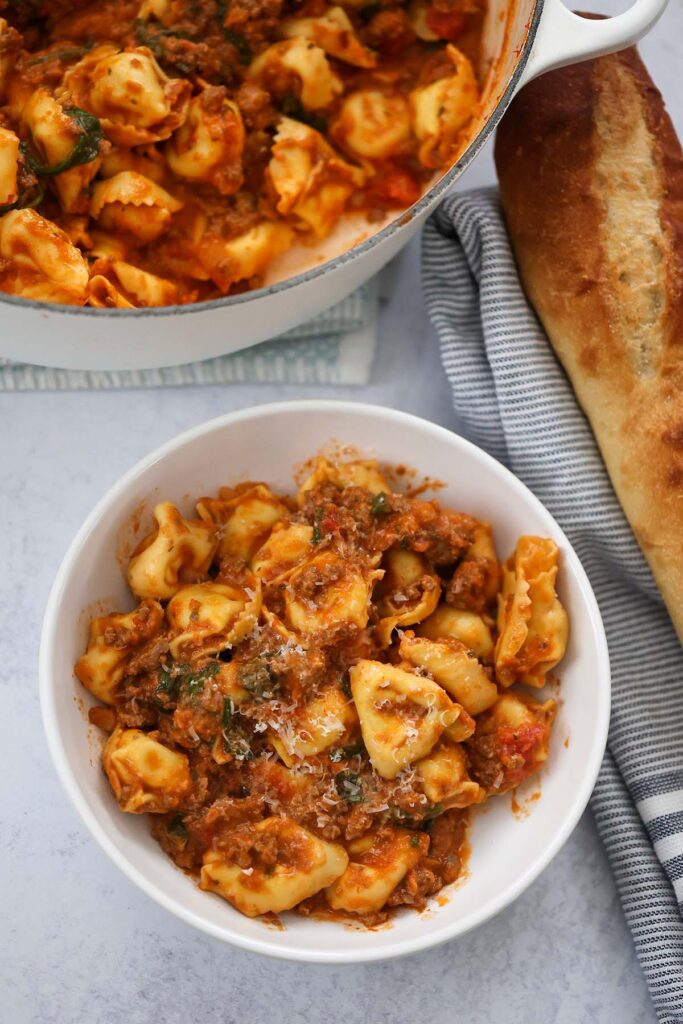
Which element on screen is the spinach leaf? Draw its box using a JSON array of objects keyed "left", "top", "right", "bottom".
[
  {"left": 370, "top": 492, "right": 392, "bottom": 517},
  {"left": 239, "top": 655, "right": 278, "bottom": 699},
  {"left": 21, "top": 108, "right": 102, "bottom": 177},
  {"left": 167, "top": 814, "right": 188, "bottom": 840},
  {"left": 329, "top": 742, "right": 364, "bottom": 763},
  {"left": 335, "top": 770, "right": 364, "bottom": 804}
]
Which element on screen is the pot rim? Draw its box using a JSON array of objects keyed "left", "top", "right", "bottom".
[{"left": 0, "top": 0, "right": 542, "bottom": 319}]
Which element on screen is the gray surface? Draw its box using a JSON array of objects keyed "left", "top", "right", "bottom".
[{"left": 4, "top": 3, "right": 682, "bottom": 1019}]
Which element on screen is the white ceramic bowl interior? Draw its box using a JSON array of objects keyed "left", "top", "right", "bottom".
[{"left": 40, "top": 401, "right": 610, "bottom": 962}]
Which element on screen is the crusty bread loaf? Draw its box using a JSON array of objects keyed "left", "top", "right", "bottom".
[{"left": 494, "top": 42, "right": 683, "bottom": 643}]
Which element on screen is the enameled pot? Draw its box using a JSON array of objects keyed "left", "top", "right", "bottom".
[{"left": 0, "top": 0, "right": 667, "bottom": 370}]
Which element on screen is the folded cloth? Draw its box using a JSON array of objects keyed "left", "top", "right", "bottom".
[
  {"left": 423, "top": 187, "right": 683, "bottom": 1024},
  {"left": 0, "top": 282, "right": 378, "bottom": 390}
]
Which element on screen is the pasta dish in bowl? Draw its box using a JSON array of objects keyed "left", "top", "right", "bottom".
[
  {"left": 76, "top": 456, "right": 567, "bottom": 922},
  {"left": 40, "top": 401, "right": 610, "bottom": 958}
]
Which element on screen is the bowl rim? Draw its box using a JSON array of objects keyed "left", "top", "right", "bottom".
[
  {"left": 4, "top": 0, "right": 543, "bottom": 321},
  {"left": 39, "top": 399, "right": 611, "bottom": 963}
]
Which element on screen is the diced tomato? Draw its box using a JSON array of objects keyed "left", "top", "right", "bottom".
[
  {"left": 425, "top": 7, "right": 467, "bottom": 40},
  {"left": 368, "top": 167, "right": 422, "bottom": 208}
]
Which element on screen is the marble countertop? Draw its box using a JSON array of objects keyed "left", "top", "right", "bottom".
[{"left": 3, "top": 3, "right": 681, "bottom": 1021}]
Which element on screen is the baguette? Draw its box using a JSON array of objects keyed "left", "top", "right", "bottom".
[{"left": 494, "top": 42, "right": 683, "bottom": 643}]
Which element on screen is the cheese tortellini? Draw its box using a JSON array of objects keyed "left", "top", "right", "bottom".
[
  {"left": 166, "top": 89, "right": 245, "bottom": 195},
  {"left": 1, "top": 0, "right": 482, "bottom": 306},
  {"left": 495, "top": 536, "right": 569, "bottom": 688},
  {"left": 280, "top": 7, "right": 377, "bottom": 68},
  {"left": 76, "top": 453, "right": 569, "bottom": 924},
  {"left": 410, "top": 45, "right": 480, "bottom": 168},
  {"left": 268, "top": 117, "right": 365, "bottom": 239},
  {"left": 0, "top": 209, "right": 89, "bottom": 304},
  {"left": 249, "top": 40, "right": 344, "bottom": 111},
  {"left": 128, "top": 501, "right": 218, "bottom": 600},
  {"left": 103, "top": 727, "right": 192, "bottom": 812},
  {"left": 61, "top": 45, "right": 191, "bottom": 145},
  {"left": 200, "top": 818, "right": 348, "bottom": 916},
  {"left": 90, "top": 171, "right": 183, "bottom": 244}
]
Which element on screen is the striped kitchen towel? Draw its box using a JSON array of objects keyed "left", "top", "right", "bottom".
[
  {"left": 423, "top": 187, "right": 683, "bottom": 1023},
  {"left": 0, "top": 282, "right": 378, "bottom": 390}
]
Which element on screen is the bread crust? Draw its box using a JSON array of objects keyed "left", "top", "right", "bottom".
[{"left": 494, "top": 43, "right": 683, "bottom": 641}]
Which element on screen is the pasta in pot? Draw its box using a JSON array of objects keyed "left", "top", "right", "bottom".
[
  {"left": 75, "top": 453, "right": 568, "bottom": 924},
  {"left": 0, "top": 0, "right": 485, "bottom": 308}
]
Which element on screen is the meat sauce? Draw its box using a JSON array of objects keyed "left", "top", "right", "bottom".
[{"left": 76, "top": 455, "right": 567, "bottom": 924}]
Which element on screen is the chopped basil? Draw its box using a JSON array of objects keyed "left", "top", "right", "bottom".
[
  {"left": 239, "top": 655, "right": 278, "bottom": 699},
  {"left": 156, "top": 661, "right": 220, "bottom": 705},
  {"left": 370, "top": 492, "right": 392, "bottom": 517},
  {"left": 21, "top": 108, "right": 102, "bottom": 177},
  {"left": 335, "top": 770, "right": 364, "bottom": 804},
  {"left": 340, "top": 672, "right": 352, "bottom": 699},
  {"left": 329, "top": 742, "right": 364, "bottom": 763},
  {"left": 410, "top": 834, "right": 421, "bottom": 847},
  {"left": 181, "top": 661, "right": 220, "bottom": 696}
]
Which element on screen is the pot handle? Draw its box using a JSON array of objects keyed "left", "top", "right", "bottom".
[{"left": 517, "top": 0, "right": 668, "bottom": 87}]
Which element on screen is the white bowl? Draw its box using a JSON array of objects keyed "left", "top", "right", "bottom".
[{"left": 40, "top": 400, "right": 610, "bottom": 963}]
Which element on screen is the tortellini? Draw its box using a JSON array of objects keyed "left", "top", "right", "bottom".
[
  {"left": 251, "top": 521, "right": 314, "bottom": 583},
  {"left": 0, "top": 209, "right": 89, "bottom": 304},
  {"left": 268, "top": 685, "right": 358, "bottom": 764},
  {"left": 60, "top": 45, "right": 191, "bottom": 145},
  {"left": 102, "top": 727, "right": 192, "bottom": 812},
  {"left": 268, "top": 117, "right": 365, "bottom": 239},
  {"left": 22, "top": 90, "right": 102, "bottom": 213},
  {"left": 350, "top": 659, "right": 464, "bottom": 779},
  {"left": 200, "top": 817, "right": 348, "bottom": 916},
  {"left": 285, "top": 551, "right": 378, "bottom": 633},
  {"left": 249, "top": 40, "right": 343, "bottom": 111},
  {"left": 280, "top": 7, "right": 376, "bottom": 67},
  {"left": 465, "top": 693, "right": 556, "bottom": 794},
  {"left": 495, "top": 536, "right": 569, "bottom": 688},
  {"left": 166, "top": 578, "right": 262, "bottom": 659},
  {"left": 374, "top": 548, "right": 441, "bottom": 647},
  {"left": 0, "top": 127, "right": 19, "bottom": 206},
  {"left": 398, "top": 631, "right": 498, "bottom": 716},
  {"left": 332, "top": 91, "right": 412, "bottom": 161},
  {"left": 418, "top": 604, "right": 494, "bottom": 661},
  {"left": 326, "top": 827, "right": 428, "bottom": 914},
  {"left": 75, "top": 599, "right": 164, "bottom": 704},
  {"left": 89, "top": 259, "right": 180, "bottom": 307},
  {"left": 198, "top": 220, "right": 295, "bottom": 292},
  {"left": 128, "top": 501, "right": 219, "bottom": 600},
  {"left": 297, "top": 456, "right": 390, "bottom": 504},
  {"left": 197, "top": 483, "right": 288, "bottom": 563},
  {"left": 166, "top": 89, "right": 245, "bottom": 195},
  {"left": 415, "top": 738, "right": 484, "bottom": 808},
  {"left": 90, "top": 172, "right": 183, "bottom": 244},
  {"left": 409, "top": 45, "right": 480, "bottom": 168}
]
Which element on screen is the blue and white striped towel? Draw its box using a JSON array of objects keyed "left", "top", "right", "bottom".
[{"left": 423, "top": 188, "right": 683, "bottom": 1024}]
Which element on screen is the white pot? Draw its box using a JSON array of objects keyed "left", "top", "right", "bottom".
[
  {"left": 40, "top": 401, "right": 611, "bottom": 962},
  {"left": 1, "top": 0, "right": 667, "bottom": 370}
]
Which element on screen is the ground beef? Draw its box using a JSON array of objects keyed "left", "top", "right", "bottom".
[
  {"left": 446, "top": 558, "right": 492, "bottom": 612},
  {"left": 364, "top": 9, "right": 416, "bottom": 54}
]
